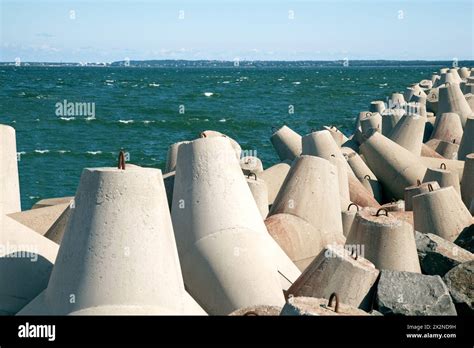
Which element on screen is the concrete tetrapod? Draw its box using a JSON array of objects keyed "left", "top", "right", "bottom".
[
  {"left": 435, "top": 140, "right": 459, "bottom": 159},
  {"left": 458, "top": 116, "right": 474, "bottom": 160},
  {"left": 171, "top": 137, "right": 294, "bottom": 314},
  {"left": 420, "top": 156, "right": 464, "bottom": 181},
  {"left": 413, "top": 186, "right": 473, "bottom": 242},
  {"left": 346, "top": 207, "right": 421, "bottom": 273},
  {"left": 359, "top": 130, "right": 428, "bottom": 200},
  {"left": 360, "top": 112, "right": 382, "bottom": 134},
  {"left": 0, "top": 125, "right": 21, "bottom": 215},
  {"left": 430, "top": 112, "right": 464, "bottom": 144},
  {"left": 270, "top": 125, "right": 302, "bottom": 161},
  {"left": 438, "top": 83, "right": 473, "bottom": 127},
  {"left": 19, "top": 166, "right": 202, "bottom": 315},
  {"left": 423, "top": 167, "right": 461, "bottom": 195},
  {"left": 461, "top": 153, "right": 474, "bottom": 209},
  {"left": 404, "top": 181, "right": 440, "bottom": 211},
  {"left": 388, "top": 114, "right": 425, "bottom": 156},
  {"left": 0, "top": 215, "right": 59, "bottom": 315},
  {"left": 286, "top": 244, "right": 379, "bottom": 311},
  {"left": 246, "top": 174, "right": 269, "bottom": 219},
  {"left": 258, "top": 162, "right": 291, "bottom": 205}
]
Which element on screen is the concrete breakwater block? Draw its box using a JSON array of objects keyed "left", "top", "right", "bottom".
[
  {"left": 246, "top": 174, "right": 269, "bottom": 219},
  {"left": 43, "top": 204, "right": 72, "bottom": 244},
  {"left": 229, "top": 305, "right": 282, "bottom": 316},
  {"left": 270, "top": 125, "right": 302, "bottom": 161},
  {"left": 280, "top": 295, "right": 369, "bottom": 316},
  {"left": 419, "top": 156, "right": 464, "bottom": 181},
  {"left": 369, "top": 100, "right": 385, "bottom": 114},
  {"left": 165, "top": 141, "right": 186, "bottom": 174},
  {"left": 438, "top": 83, "right": 472, "bottom": 127},
  {"left": 322, "top": 125, "right": 348, "bottom": 147},
  {"left": 404, "top": 181, "right": 440, "bottom": 211},
  {"left": 430, "top": 112, "right": 464, "bottom": 144},
  {"left": 346, "top": 151, "right": 383, "bottom": 202},
  {"left": 421, "top": 143, "right": 444, "bottom": 158},
  {"left": 360, "top": 130, "right": 428, "bottom": 200},
  {"left": 348, "top": 173, "right": 380, "bottom": 208},
  {"left": 458, "top": 117, "right": 474, "bottom": 160},
  {"left": 443, "top": 261, "right": 473, "bottom": 315},
  {"left": 259, "top": 162, "right": 291, "bottom": 205},
  {"left": 171, "top": 137, "right": 296, "bottom": 314},
  {"left": 199, "top": 130, "right": 242, "bottom": 159},
  {"left": 360, "top": 112, "right": 382, "bottom": 134},
  {"left": 375, "top": 270, "right": 457, "bottom": 315},
  {"left": 415, "top": 231, "right": 474, "bottom": 276},
  {"left": 346, "top": 207, "right": 421, "bottom": 273},
  {"left": 389, "top": 114, "right": 425, "bottom": 156},
  {"left": 435, "top": 140, "right": 459, "bottom": 159},
  {"left": 413, "top": 186, "right": 472, "bottom": 242},
  {"left": 286, "top": 244, "right": 379, "bottom": 311},
  {"left": 381, "top": 109, "right": 404, "bottom": 136},
  {"left": 423, "top": 167, "right": 461, "bottom": 195},
  {"left": 32, "top": 196, "right": 74, "bottom": 209},
  {"left": 240, "top": 156, "right": 263, "bottom": 175},
  {"left": 0, "top": 124, "right": 21, "bottom": 215},
  {"left": 7, "top": 203, "right": 70, "bottom": 236},
  {"left": 0, "top": 215, "right": 59, "bottom": 315},
  {"left": 19, "top": 166, "right": 199, "bottom": 315}
]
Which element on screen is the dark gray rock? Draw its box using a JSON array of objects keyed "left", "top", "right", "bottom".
[
  {"left": 376, "top": 270, "right": 457, "bottom": 315},
  {"left": 443, "top": 261, "right": 474, "bottom": 315},
  {"left": 454, "top": 225, "right": 474, "bottom": 253},
  {"left": 415, "top": 231, "right": 473, "bottom": 276}
]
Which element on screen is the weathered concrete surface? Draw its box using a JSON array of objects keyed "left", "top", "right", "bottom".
[
  {"left": 380, "top": 200, "right": 405, "bottom": 212},
  {"left": 346, "top": 151, "right": 383, "bottom": 202},
  {"left": 0, "top": 215, "right": 59, "bottom": 315},
  {"left": 0, "top": 125, "right": 21, "bottom": 215},
  {"left": 286, "top": 244, "right": 379, "bottom": 311},
  {"left": 270, "top": 125, "right": 302, "bottom": 161},
  {"left": 404, "top": 181, "right": 440, "bottom": 211},
  {"left": 240, "top": 156, "right": 264, "bottom": 175},
  {"left": 342, "top": 204, "right": 358, "bottom": 237},
  {"left": 246, "top": 175, "right": 269, "bottom": 219},
  {"left": 360, "top": 130, "right": 428, "bottom": 200},
  {"left": 420, "top": 157, "right": 464, "bottom": 182},
  {"left": 422, "top": 143, "right": 445, "bottom": 159},
  {"left": 370, "top": 100, "right": 385, "bottom": 114},
  {"left": 360, "top": 112, "right": 382, "bottom": 134},
  {"left": 44, "top": 205, "right": 72, "bottom": 244},
  {"left": 200, "top": 130, "right": 242, "bottom": 159},
  {"left": 430, "top": 112, "right": 464, "bottom": 144},
  {"left": 280, "top": 296, "right": 369, "bottom": 316},
  {"left": 348, "top": 173, "right": 380, "bottom": 208},
  {"left": 259, "top": 162, "right": 291, "bottom": 205},
  {"left": 459, "top": 117, "right": 474, "bottom": 160},
  {"left": 413, "top": 186, "right": 472, "bottom": 242},
  {"left": 389, "top": 114, "right": 425, "bottom": 156},
  {"left": 423, "top": 167, "right": 461, "bottom": 196},
  {"left": 32, "top": 196, "right": 74, "bottom": 209},
  {"left": 376, "top": 270, "right": 457, "bottom": 315},
  {"left": 323, "top": 125, "right": 348, "bottom": 147},
  {"left": 7, "top": 203, "right": 70, "bottom": 236},
  {"left": 443, "top": 261, "right": 474, "bottom": 314},
  {"left": 229, "top": 305, "right": 282, "bottom": 316},
  {"left": 438, "top": 83, "right": 472, "bottom": 127},
  {"left": 435, "top": 140, "right": 459, "bottom": 159},
  {"left": 165, "top": 141, "right": 186, "bottom": 174},
  {"left": 346, "top": 207, "right": 421, "bottom": 273},
  {"left": 454, "top": 225, "right": 474, "bottom": 253},
  {"left": 415, "top": 231, "right": 474, "bottom": 276}
]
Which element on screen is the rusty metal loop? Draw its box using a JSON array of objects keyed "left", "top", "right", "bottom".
[
  {"left": 350, "top": 246, "right": 359, "bottom": 260},
  {"left": 247, "top": 172, "right": 257, "bottom": 180},
  {"left": 347, "top": 203, "right": 359, "bottom": 212},
  {"left": 365, "top": 112, "right": 372, "bottom": 118},
  {"left": 328, "top": 293, "right": 339, "bottom": 313},
  {"left": 428, "top": 183, "right": 434, "bottom": 192},
  {"left": 375, "top": 208, "right": 388, "bottom": 217},
  {"left": 243, "top": 311, "right": 259, "bottom": 316},
  {"left": 417, "top": 179, "right": 421, "bottom": 186},
  {"left": 364, "top": 174, "right": 371, "bottom": 180},
  {"left": 117, "top": 150, "right": 126, "bottom": 170},
  {"left": 199, "top": 131, "right": 207, "bottom": 138},
  {"left": 440, "top": 163, "right": 446, "bottom": 170}
]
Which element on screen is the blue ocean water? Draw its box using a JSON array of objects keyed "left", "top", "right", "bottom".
[{"left": 0, "top": 64, "right": 444, "bottom": 209}]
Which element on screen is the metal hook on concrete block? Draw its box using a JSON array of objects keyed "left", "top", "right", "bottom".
[
  {"left": 375, "top": 208, "right": 388, "bottom": 217},
  {"left": 118, "top": 150, "right": 126, "bottom": 170},
  {"left": 328, "top": 293, "right": 339, "bottom": 313},
  {"left": 247, "top": 172, "right": 257, "bottom": 180},
  {"left": 348, "top": 203, "right": 359, "bottom": 212},
  {"left": 440, "top": 163, "right": 447, "bottom": 170}
]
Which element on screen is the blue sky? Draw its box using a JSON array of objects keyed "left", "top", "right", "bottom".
[{"left": 1, "top": 0, "right": 473, "bottom": 62}]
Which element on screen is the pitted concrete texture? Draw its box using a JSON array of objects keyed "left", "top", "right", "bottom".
[
  {"left": 259, "top": 162, "right": 291, "bottom": 205},
  {"left": 8, "top": 203, "right": 70, "bottom": 236},
  {"left": 229, "top": 305, "right": 282, "bottom": 316},
  {"left": 0, "top": 215, "right": 58, "bottom": 315},
  {"left": 0, "top": 125, "right": 21, "bottom": 215},
  {"left": 413, "top": 186, "right": 472, "bottom": 242},
  {"left": 443, "top": 261, "right": 473, "bottom": 314},
  {"left": 286, "top": 244, "right": 379, "bottom": 311},
  {"left": 376, "top": 270, "right": 457, "bottom": 315},
  {"left": 270, "top": 125, "right": 302, "bottom": 161},
  {"left": 280, "top": 296, "right": 369, "bottom": 316},
  {"left": 32, "top": 196, "right": 74, "bottom": 209},
  {"left": 404, "top": 181, "right": 440, "bottom": 211},
  {"left": 415, "top": 231, "right": 473, "bottom": 276},
  {"left": 346, "top": 207, "right": 421, "bottom": 273}
]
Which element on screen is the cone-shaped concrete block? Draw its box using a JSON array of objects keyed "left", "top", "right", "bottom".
[
  {"left": 43, "top": 204, "right": 72, "bottom": 244},
  {"left": 342, "top": 203, "right": 359, "bottom": 237},
  {"left": 420, "top": 156, "right": 464, "bottom": 181},
  {"left": 270, "top": 125, "right": 302, "bottom": 161},
  {"left": 246, "top": 175, "right": 269, "bottom": 219},
  {"left": 404, "top": 181, "right": 440, "bottom": 211},
  {"left": 360, "top": 112, "right": 382, "bottom": 134},
  {"left": 240, "top": 156, "right": 263, "bottom": 175},
  {"left": 360, "top": 131, "right": 428, "bottom": 199},
  {"left": 32, "top": 196, "right": 74, "bottom": 209},
  {"left": 390, "top": 93, "right": 407, "bottom": 108},
  {"left": 423, "top": 167, "right": 461, "bottom": 196},
  {"left": 21, "top": 166, "right": 193, "bottom": 315},
  {"left": 369, "top": 101, "right": 385, "bottom": 114},
  {"left": 461, "top": 153, "right": 474, "bottom": 210},
  {"left": 438, "top": 83, "right": 472, "bottom": 127},
  {"left": 346, "top": 152, "right": 383, "bottom": 202},
  {"left": 165, "top": 141, "right": 186, "bottom": 174},
  {"left": 286, "top": 244, "right": 379, "bottom": 311},
  {"left": 0, "top": 215, "right": 59, "bottom": 315},
  {"left": 200, "top": 130, "right": 241, "bottom": 159},
  {"left": 348, "top": 173, "right": 380, "bottom": 208},
  {"left": 259, "top": 162, "right": 290, "bottom": 205},
  {"left": 426, "top": 88, "right": 439, "bottom": 113},
  {"left": 420, "top": 79, "right": 433, "bottom": 89},
  {"left": 430, "top": 112, "right": 464, "bottom": 144},
  {"left": 346, "top": 207, "right": 421, "bottom": 273},
  {"left": 0, "top": 125, "right": 21, "bottom": 215},
  {"left": 171, "top": 137, "right": 289, "bottom": 314},
  {"left": 458, "top": 67, "right": 471, "bottom": 79},
  {"left": 322, "top": 125, "right": 348, "bottom": 147},
  {"left": 413, "top": 186, "right": 472, "bottom": 242},
  {"left": 280, "top": 296, "right": 369, "bottom": 316},
  {"left": 270, "top": 155, "right": 343, "bottom": 238},
  {"left": 458, "top": 116, "right": 474, "bottom": 160},
  {"left": 421, "top": 143, "right": 444, "bottom": 158},
  {"left": 388, "top": 115, "right": 425, "bottom": 156},
  {"left": 7, "top": 203, "right": 70, "bottom": 236},
  {"left": 435, "top": 140, "right": 459, "bottom": 159},
  {"left": 448, "top": 68, "right": 463, "bottom": 83}
]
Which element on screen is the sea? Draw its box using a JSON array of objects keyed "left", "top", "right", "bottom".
[{"left": 0, "top": 62, "right": 464, "bottom": 209}]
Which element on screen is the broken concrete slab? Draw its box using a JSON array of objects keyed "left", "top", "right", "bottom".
[{"left": 376, "top": 270, "right": 457, "bottom": 315}]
